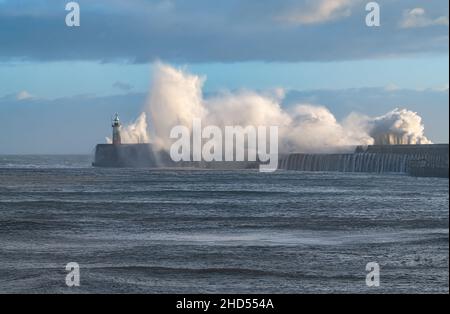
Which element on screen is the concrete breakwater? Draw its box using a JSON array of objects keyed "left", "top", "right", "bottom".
[
  {"left": 92, "top": 144, "right": 258, "bottom": 169},
  {"left": 93, "top": 143, "right": 448, "bottom": 177},
  {"left": 280, "top": 153, "right": 411, "bottom": 173},
  {"left": 279, "top": 144, "right": 448, "bottom": 176},
  {"left": 92, "top": 144, "right": 168, "bottom": 168}
]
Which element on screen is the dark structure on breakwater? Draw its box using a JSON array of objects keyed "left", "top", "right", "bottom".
[{"left": 279, "top": 144, "right": 448, "bottom": 177}]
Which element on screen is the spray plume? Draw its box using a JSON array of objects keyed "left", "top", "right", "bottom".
[{"left": 114, "top": 63, "right": 431, "bottom": 152}]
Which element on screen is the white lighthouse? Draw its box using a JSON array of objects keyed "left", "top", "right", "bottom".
[{"left": 112, "top": 113, "right": 122, "bottom": 145}]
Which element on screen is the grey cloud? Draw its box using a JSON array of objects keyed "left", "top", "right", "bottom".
[
  {"left": 0, "top": 0, "right": 448, "bottom": 62},
  {"left": 113, "top": 81, "right": 133, "bottom": 91}
]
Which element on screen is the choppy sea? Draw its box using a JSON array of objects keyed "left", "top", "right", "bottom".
[{"left": 0, "top": 155, "right": 448, "bottom": 293}]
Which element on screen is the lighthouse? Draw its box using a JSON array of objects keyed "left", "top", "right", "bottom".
[{"left": 112, "top": 113, "right": 122, "bottom": 145}]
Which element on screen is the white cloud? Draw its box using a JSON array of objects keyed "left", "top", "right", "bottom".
[
  {"left": 400, "top": 8, "right": 449, "bottom": 29},
  {"left": 384, "top": 84, "right": 401, "bottom": 92},
  {"left": 277, "top": 0, "right": 358, "bottom": 25},
  {"left": 16, "top": 90, "right": 34, "bottom": 100},
  {"left": 432, "top": 83, "right": 449, "bottom": 92}
]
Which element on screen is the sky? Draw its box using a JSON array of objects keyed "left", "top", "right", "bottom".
[{"left": 0, "top": 0, "right": 448, "bottom": 154}]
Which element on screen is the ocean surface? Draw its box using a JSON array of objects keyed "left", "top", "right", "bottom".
[{"left": 0, "top": 155, "right": 448, "bottom": 293}]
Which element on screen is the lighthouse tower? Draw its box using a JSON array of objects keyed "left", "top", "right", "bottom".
[{"left": 112, "top": 113, "right": 122, "bottom": 145}]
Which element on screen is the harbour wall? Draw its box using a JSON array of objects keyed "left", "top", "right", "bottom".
[
  {"left": 93, "top": 144, "right": 170, "bottom": 168},
  {"left": 92, "top": 144, "right": 257, "bottom": 169},
  {"left": 279, "top": 144, "right": 448, "bottom": 176},
  {"left": 93, "top": 143, "right": 449, "bottom": 177}
]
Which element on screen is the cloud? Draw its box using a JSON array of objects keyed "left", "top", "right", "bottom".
[
  {"left": 432, "top": 83, "right": 449, "bottom": 92},
  {"left": 113, "top": 81, "right": 133, "bottom": 91},
  {"left": 0, "top": 0, "right": 448, "bottom": 62},
  {"left": 16, "top": 90, "right": 34, "bottom": 100},
  {"left": 384, "top": 84, "right": 401, "bottom": 92},
  {"left": 400, "top": 8, "right": 449, "bottom": 29},
  {"left": 277, "top": 0, "right": 357, "bottom": 25}
]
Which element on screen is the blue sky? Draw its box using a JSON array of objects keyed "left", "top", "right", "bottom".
[
  {"left": 0, "top": 0, "right": 448, "bottom": 153},
  {"left": 1, "top": 56, "right": 449, "bottom": 98}
]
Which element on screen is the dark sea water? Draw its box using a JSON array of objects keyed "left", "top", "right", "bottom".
[{"left": 0, "top": 155, "right": 448, "bottom": 293}]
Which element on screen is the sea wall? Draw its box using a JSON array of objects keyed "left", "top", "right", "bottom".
[
  {"left": 358, "top": 144, "right": 449, "bottom": 155},
  {"left": 93, "top": 144, "right": 171, "bottom": 168},
  {"left": 93, "top": 143, "right": 449, "bottom": 177},
  {"left": 92, "top": 144, "right": 258, "bottom": 169},
  {"left": 279, "top": 144, "right": 449, "bottom": 175}
]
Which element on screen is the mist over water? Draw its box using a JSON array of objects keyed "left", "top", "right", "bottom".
[{"left": 114, "top": 63, "right": 432, "bottom": 153}]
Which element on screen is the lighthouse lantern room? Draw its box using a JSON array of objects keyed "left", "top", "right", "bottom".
[{"left": 112, "top": 113, "right": 122, "bottom": 145}]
